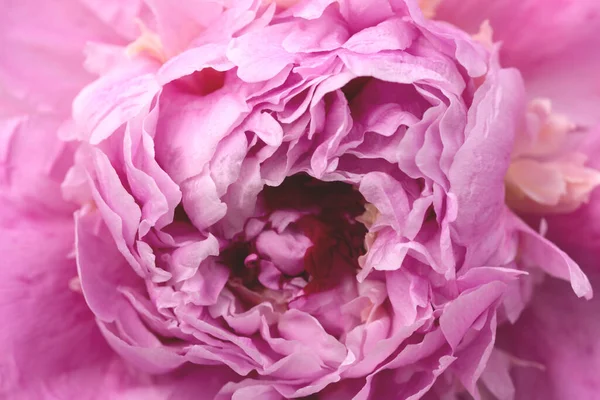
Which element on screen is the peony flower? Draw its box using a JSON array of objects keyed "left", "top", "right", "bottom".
[{"left": 0, "top": 0, "right": 598, "bottom": 399}]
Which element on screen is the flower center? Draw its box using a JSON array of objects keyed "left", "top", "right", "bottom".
[{"left": 220, "top": 174, "right": 368, "bottom": 309}]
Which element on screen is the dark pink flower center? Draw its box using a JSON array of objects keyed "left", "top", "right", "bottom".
[
  {"left": 221, "top": 174, "right": 367, "bottom": 305},
  {"left": 174, "top": 68, "right": 226, "bottom": 96}
]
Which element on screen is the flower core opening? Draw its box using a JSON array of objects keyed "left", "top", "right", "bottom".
[{"left": 220, "top": 174, "right": 368, "bottom": 311}]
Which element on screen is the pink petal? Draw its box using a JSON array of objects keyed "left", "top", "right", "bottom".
[
  {"left": 0, "top": 0, "right": 129, "bottom": 115},
  {"left": 510, "top": 212, "right": 592, "bottom": 299},
  {"left": 227, "top": 23, "right": 296, "bottom": 82},
  {"left": 342, "top": 17, "right": 417, "bottom": 54},
  {"left": 449, "top": 58, "right": 525, "bottom": 269},
  {"left": 0, "top": 197, "right": 150, "bottom": 399},
  {"left": 73, "top": 65, "right": 161, "bottom": 145},
  {"left": 437, "top": 0, "right": 600, "bottom": 126},
  {"left": 497, "top": 271, "right": 600, "bottom": 400},
  {"left": 145, "top": 0, "right": 224, "bottom": 57},
  {"left": 0, "top": 115, "right": 76, "bottom": 213}
]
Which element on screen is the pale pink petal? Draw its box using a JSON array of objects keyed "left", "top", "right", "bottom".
[{"left": 227, "top": 23, "right": 296, "bottom": 82}]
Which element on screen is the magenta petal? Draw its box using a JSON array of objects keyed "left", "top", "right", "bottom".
[
  {"left": 76, "top": 211, "right": 142, "bottom": 321},
  {"left": 0, "top": 115, "right": 76, "bottom": 213}
]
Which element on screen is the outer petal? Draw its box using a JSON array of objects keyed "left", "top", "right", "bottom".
[
  {"left": 0, "top": 115, "right": 75, "bottom": 213},
  {"left": 510, "top": 212, "right": 592, "bottom": 299},
  {"left": 497, "top": 271, "right": 600, "bottom": 400},
  {"left": 0, "top": 197, "right": 139, "bottom": 399},
  {"left": 0, "top": 0, "right": 144, "bottom": 208},
  {"left": 0, "top": 0, "right": 139, "bottom": 116},
  {"left": 448, "top": 59, "right": 525, "bottom": 269},
  {"left": 436, "top": 0, "right": 600, "bottom": 126},
  {"left": 0, "top": 2, "right": 180, "bottom": 397}
]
